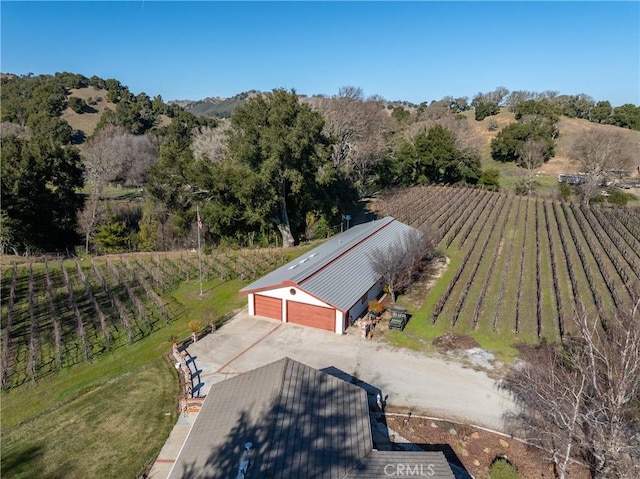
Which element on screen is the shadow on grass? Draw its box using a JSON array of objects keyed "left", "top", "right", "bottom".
[{"left": 1, "top": 443, "right": 46, "bottom": 478}]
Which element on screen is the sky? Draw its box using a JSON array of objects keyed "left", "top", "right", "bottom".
[{"left": 2, "top": 1, "right": 639, "bottom": 106}]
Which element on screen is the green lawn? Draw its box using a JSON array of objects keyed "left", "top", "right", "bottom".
[{"left": 2, "top": 359, "right": 178, "bottom": 479}]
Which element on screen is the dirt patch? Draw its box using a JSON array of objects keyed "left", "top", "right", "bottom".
[
  {"left": 386, "top": 414, "right": 590, "bottom": 479},
  {"left": 401, "top": 255, "right": 449, "bottom": 310},
  {"left": 433, "top": 333, "right": 480, "bottom": 351}
]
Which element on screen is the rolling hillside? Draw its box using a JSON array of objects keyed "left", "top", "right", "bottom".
[{"left": 59, "top": 85, "right": 639, "bottom": 184}]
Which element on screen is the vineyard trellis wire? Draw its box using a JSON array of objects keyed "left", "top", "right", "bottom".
[
  {"left": 0, "top": 248, "right": 290, "bottom": 390},
  {"left": 371, "top": 186, "right": 640, "bottom": 342}
]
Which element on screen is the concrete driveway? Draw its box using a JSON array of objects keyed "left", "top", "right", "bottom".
[
  {"left": 149, "top": 312, "right": 517, "bottom": 478},
  {"left": 187, "top": 312, "right": 516, "bottom": 430}
]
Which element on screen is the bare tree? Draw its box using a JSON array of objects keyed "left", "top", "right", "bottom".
[
  {"left": 368, "top": 242, "right": 408, "bottom": 304},
  {"left": 503, "top": 290, "right": 640, "bottom": 479},
  {"left": 486, "top": 86, "right": 510, "bottom": 106},
  {"left": 113, "top": 132, "right": 158, "bottom": 186},
  {"left": 79, "top": 126, "right": 158, "bottom": 252},
  {"left": 575, "top": 291, "right": 640, "bottom": 478},
  {"left": 368, "top": 227, "right": 439, "bottom": 303},
  {"left": 0, "top": 122, "right": 30, "bottom": 139},
  {"left": 506, "top": 90, "right": 536, "bottom": 111},
  {"left": 191, "top": 124, "right": 229, "bottom": 163},
  {"left": 337, "top": 85, "right": 364, "bottom": 101},
  {"left": 504, "top": 343, "right": 588, "bottom": 479},
  {"left": 315, "top": 88, "right": 393, "bottom": 195},
  {"left": 570, "top": 129, "right": 636, "bottom": 205},
  {"left": 516, "top": 139, "right": 547, "bottom": 195},
  {"left": 79, "top": 125, "right": 126, "bottom": 252},
  {"left": 402, "top": 225, "right": 441, "bottom": 291}
]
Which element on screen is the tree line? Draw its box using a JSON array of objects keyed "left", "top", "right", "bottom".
[{"left": 1, "top": 74, "right": 638, "bottom": 255}]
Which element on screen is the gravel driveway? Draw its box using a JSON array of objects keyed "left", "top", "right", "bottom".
[{"left": 187, "top": 312, "right": 517, "bottom": 432}]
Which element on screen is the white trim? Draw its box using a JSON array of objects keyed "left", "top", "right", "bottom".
[
  {"left": 247, "top": 293, "right": 255, "bottom": 315},
  {"left": 250, "top": 286, "right": 331, "bottom": 307},
  {"left": 335, "top": 310, "right": 345, "bottom": 335}
]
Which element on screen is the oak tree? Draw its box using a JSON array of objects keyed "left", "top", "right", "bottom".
[{"left": 226, "top": 89, "right": 336, "bottom": 247}]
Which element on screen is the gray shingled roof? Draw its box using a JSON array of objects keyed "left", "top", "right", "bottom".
[
  {"left": 240, "top": 217, "right": 420, "bottom": 311},
  {"left": 168, "top": 357, "right": 372, "bottom": 479},
  {"left": 168, "top": 358, "right": 457, "bottom": 479},
  {"left": 346, "top": 451, "right": 455, "bottom": 478}
]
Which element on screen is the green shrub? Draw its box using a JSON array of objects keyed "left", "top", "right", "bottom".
[
  {"left": 475, "top": 101, "right": 500, "bottom": 121},
  {"left": 392, "top": 106, "right": 410, "bottom": 123},
  {"left": 558, "top": 182, "right": 572, "bottom": 200},
  {"left": 312, "top": 215, "right": 332, "bottom": 239},
  {"left": 68, "top": 96, "right": 86, "bottom": 113},
  {"left": 479, "top": 168, "right": 501, "bottom": 191},
  {"left": 93, "top": 218, "right": 130, "bottom": 253},
  {"left": 488, "top": 457, "right": 520, "bottom": 479},
  {"left": 607, "top": 189, "right": 630, "bottom": 206}
]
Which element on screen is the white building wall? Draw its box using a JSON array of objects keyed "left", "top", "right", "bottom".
[
  {"left": 254, "top": 286, "right": 331, "bottom": 307},
  {"left": 347, "top": 281, "right": 384, "bottom": 325},
  {"left": 247, "top": 293, "right": 255, "bottom": 315}
]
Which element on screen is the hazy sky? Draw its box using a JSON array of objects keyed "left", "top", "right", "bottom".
[{"left": 2, "top": 1, "right": 639, "bottom": 105}]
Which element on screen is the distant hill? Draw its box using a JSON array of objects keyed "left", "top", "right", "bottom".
[
  {"left": 4, "top": 72, "right": 637, "bottom": 180},
  {"left": 172, "top": 90, "right": 261, "bottom": 118}
]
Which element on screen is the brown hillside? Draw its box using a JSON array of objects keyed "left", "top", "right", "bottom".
[
  {"left": 61, "top": 87, "right": 172, "bottom": 140},
  {"left": 464, "top": 109, "right": 640, "bottom": 177},
  {"left": 548, "top": 117, "right": 640, "bottom": 175},
  {"left": 61, "top": 87, "right": 114, "bottom": 138},
  {"left": 464, "top": 108, "right": 516, "bottom": 145}
]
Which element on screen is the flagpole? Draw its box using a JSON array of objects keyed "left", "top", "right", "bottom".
[{"left": 196, "top": 205, "right": 203, "bottom": 296}]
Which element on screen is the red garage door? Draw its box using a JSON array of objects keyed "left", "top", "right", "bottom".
[
  {"left": 254, "top": 295, "right": 282, "bottom": 320},
  {"left": 287, "top": 301, "right": 335, "bottom": 332}
]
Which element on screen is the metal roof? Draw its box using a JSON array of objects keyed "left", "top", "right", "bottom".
[
  {"left": 240, "top": 217, "right": 420, "bottom": 311},
  {"left": 168, "top": 358, "right": 456, "bottom": 479}
]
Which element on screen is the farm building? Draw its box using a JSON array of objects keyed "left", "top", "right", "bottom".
[
  {"left": 240, "top": 216, "right": 420, "bottom": 334},
  {"left": 167, "top": 357, "right": 456, "bottom": 478}
]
